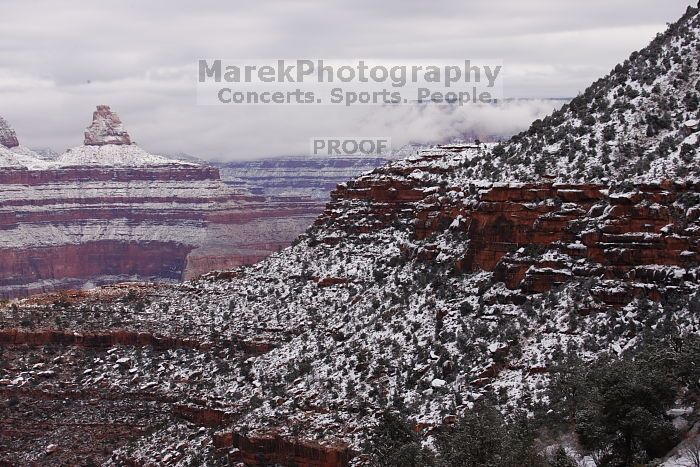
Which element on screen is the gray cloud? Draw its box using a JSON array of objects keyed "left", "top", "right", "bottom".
[{"left": 0, "top": 0, "right": 693, "bottom": 159}]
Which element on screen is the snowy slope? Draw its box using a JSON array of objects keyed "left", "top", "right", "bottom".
[
  {"left": 57, "top": 144, "right": 195, "bottom": 168},
  {"left": 104, "top": 5, "right": 699, "bottom": 462},
  {"left": 0, "top": 145, "right": 23, "bottom": 168},
  {"left": 454, "top": 5, "right": 700, "bottom": 184}
]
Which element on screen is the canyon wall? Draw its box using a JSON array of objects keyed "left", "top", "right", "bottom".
[
  {"left": 0, "top": 107, "right": 323, "bottom": 298},
  {"left": 218, "top": 155, "right": 393, "bottom": 199},
  {"left": 318, "top": 148, "right": 700, "bottom": 310}
]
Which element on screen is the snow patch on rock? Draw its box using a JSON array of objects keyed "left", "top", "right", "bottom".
[{"left": 57, "top": 144, "right": 193, "bottom": 167}]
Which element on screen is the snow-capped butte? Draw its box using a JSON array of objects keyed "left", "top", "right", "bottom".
[
  {"left": 65, "top": 105, "right": 192, "bottom": 167},
  {"left": 84, "top": 104, "right": 132, "bottom": 146},
  {"left": 0, "top": 106, "right": 193, "bottom": 169},
  {"left": 0, "top": 115, "right": 19, "bottom": 149}
]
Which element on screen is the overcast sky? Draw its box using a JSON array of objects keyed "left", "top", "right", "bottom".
[{"left": 0, "top": 0, "right": 694, "bottom": 160}]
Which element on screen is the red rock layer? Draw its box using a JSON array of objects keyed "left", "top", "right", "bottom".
[
  {"left": 0, "top": 329, "right": 208, "bottom": 350},
  {"left": 0, "top": 241, "right": 193, "bottom": 298},
  {"left": 319, "top": 175, "right": 700, "bottom": 308},
  {"left": 0, "top": 328, "right": 276, "bottom": 356},
  {"left": 0, "top": 165, "right": 220, "bottom": 184},
  {"left": 0, "top": 167, "right": 325, "bottom": 298},
  {"left": 214, "top": 431, "right": 351, "bottom": 467}
]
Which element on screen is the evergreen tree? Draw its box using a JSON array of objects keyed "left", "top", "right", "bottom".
[{"left": 368, "top": 410, "right": 434, "bottom": 467}]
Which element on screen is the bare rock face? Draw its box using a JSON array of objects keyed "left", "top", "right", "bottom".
[
  {"left": 0, "top": 115, "right": 19, "bottom": 148},
  {"left": 84, "top": 105, "right": 132, "bottom": 146},
  {"left": 214, "top": 431, "right": 351, "bottom": 467}
]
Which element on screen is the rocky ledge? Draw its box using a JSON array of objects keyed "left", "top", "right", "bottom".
[{"left": 318, "top": 151, "right": 699, "bottom": 311}]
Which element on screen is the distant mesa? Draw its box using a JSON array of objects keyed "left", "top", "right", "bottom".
[
  {"left": 0, "top": 104, "right": 326, "bottom": 298},
  {"left": 0, "top": 115, "right": 19, "bottom": 148},
  {"left": 84, "top": 105, "right": 132, "bottom": 146}
]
